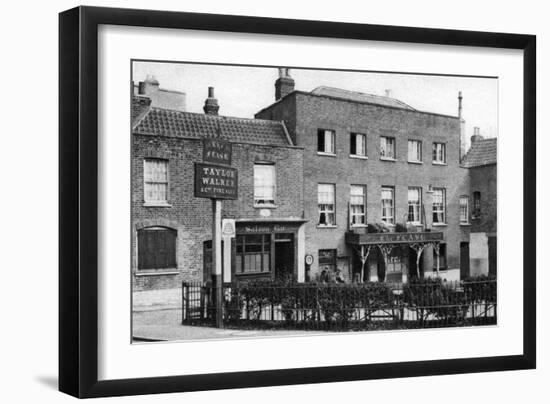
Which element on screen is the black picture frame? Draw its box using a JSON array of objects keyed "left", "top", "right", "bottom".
[{"left": 59, "top": 6, "right": 536, "bottom": 398}]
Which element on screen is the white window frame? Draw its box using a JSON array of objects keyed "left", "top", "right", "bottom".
[
  {"left": 432, "top": 188, "right": 446, "bottom": 225},
  {"left": 318, "top": 183, "right": 336, "bottom": 226},
  {"left": 380, "top": 136, "right": 396, "bottom": 160},
  {"left": 143, "top": 158, "right": 170, "bottom": 206},
  {"left": 318, "top": 129, "right": 336, "bottom": 155},
  {"left": 350, "top": 133, "right": 367, "bottom": 158},
  {"left": 408, "top": 139, "right": 422, "bottom": 163},
  {"left": 381, "top": 186, "right": 395, "bottom": 224},
  {"left": 350, "top": 185, "right": 366, "bottom": 226},
  {"left": 432, "top": 142, "right": 447, "bottom": 164},
  {"left": 253, "top": 163, "right": 276, "bottom": 207},
  {"left": 407, "top": 187, "right": 422, "bottom": 225},
  {"left": 459, "top": 195, "right": 470, "bottom": 224}
]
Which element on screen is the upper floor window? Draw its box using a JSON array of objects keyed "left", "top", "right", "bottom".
[
  {"left": 381, "top": 186, "right": 395, "bottom": 224},
  {"left": 350, "top": 133, "right": 367, "bottom": 157},
  {"left": 380, "top": 136, "right": 396, "bottom": 160},
  {"left": 408, "top": 140, "right": 422, "bottom": 163},
  {"left": 432, "top": 188, "right": 446, "bottom": 224},
  {"left": 459, "top": 195, "right": 469, "bottom": 224},
  {"left": 432, "top": 142, "right": 446, "bottom": 164},
  {"left": 350, "top": 185, "right": 366, "bottom": 226},
  {"left": 317, "top": 129, "right": 335, "bottom": 154},
  {"left": 318, "top": 183, "right": 336, "bottom": 226},
  {"left": 472, "top": 191, "right": 481, "bottom": 219},
  {"left": 144, "top": 159, "right": 168, "bottom": 204},
  {"left": 137, "top": 227, "right": 176, "bottom": 270},
  {"left": 254, "top": 164, "right": 275, "bottom": 206},
  {"left": 407, "top": 187, "right": 422, "bottom": 224}
]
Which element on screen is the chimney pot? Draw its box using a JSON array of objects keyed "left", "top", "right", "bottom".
[
  {"left": 275, "top": 68, "right": 295, "bottom": 101},
  {"left": 471, "top": 127, "right": 483, "bottom": 144},
  {"left": 458, "top": 91, "right": 466, "bottom": 161},
  {"left": 203, "top": 86, "right": 219, "bottom": 115}
]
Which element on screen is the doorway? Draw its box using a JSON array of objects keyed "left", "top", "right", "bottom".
[
  {"left": 460, "top": 242, "right": 470, "bottom": 279},
  {"left": 274, "top": 233, "right": 294, "bottom": 281}
]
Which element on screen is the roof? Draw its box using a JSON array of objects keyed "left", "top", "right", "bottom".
[
  {"left": 133, "top": 107, "right": 292, "bottom": 146},
  {"left": 461, "top": 137, "right": 497, "bottom": 167},
  {"left": 310, "top": 86, "right": 416, "bottom": 110}
]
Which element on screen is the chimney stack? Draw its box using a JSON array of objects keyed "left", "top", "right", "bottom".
[
  {"left": 471, "top": 127, "right": 484, "bottom": 144},
  {"left": 203, "top": 86, "right": 219, "bottom": 115},
  {"left": 458, "top": 91, "right": 466, "bottom": 161},
  {"left": 275, "top": 68, "right": 295, "bottom": 101},
  {"left": 138, "top": 75, "right": 160, "bottom": 95}
]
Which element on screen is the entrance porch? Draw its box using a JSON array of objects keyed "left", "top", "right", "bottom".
[{"left": 345, "top": 230, "right": 444, "bottom": 283}]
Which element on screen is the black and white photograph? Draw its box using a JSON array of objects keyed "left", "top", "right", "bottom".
[{"left": 131, "top": 61, "right": 498, "bottom": 342}]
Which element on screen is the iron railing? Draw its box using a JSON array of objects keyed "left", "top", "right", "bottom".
[{"left": 182, "top": 279, "right": 496, "bottom": 330}]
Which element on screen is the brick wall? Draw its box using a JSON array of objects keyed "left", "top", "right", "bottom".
[
  {"left": 469, "top": 164, "right": 497, "bottom": 234},
  {"left": 132, "top": 133, "right": 303, "bottom": 291}
]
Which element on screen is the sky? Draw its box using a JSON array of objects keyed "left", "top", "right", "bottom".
[{"left": 133, "top": 61, "right": 498, "bottom": 148}]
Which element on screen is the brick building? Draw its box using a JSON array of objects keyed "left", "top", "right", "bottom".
[
  {"left": 256, "top": 69, "right": 473, "bottom": 283},
  {"left": 461, "top": 128, "right": 497, "bottom": 276},
  {"left": 131, "top": 68, "right": 497, "bottom": 298},
  {"left": 132, "top": 88, "right": 305, "bottom": 293}
]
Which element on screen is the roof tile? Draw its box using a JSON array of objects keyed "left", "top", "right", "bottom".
[
  {"left": 462, "top": 138, "right": 497, "bottom": 167},
  {"left": 134, "top": 108, "right": 291, "bottom": 146}
]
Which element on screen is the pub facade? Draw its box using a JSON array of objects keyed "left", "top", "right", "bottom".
[{"left": 256, "top": 71, "right": 473, "bottom": 283}]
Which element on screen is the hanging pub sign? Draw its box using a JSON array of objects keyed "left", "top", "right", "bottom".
[
  {"left": 203, "top": 137, "right": 232, "bottom": 165},
  {"left": 194, "top": 162, "right": 238, "bottom": 199}
]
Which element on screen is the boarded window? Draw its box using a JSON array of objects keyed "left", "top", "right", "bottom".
[{"left": 137, "top": 227, "right": 177, "bottom": 270}]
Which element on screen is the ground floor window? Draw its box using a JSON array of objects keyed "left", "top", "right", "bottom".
[
  {"left": 235, "top": 234, "right": 271, "bottom": 274},
  {"left": 433, "top": 243, "right": 447, "bottom": 271},
  {"left": 137, "top": 227, "right": 176, "bottom": 270},
  {"left": 386, "top": 248, "right": 403, "bottom": 273},
  {"left": 319, "top": 249, "right": 337, "bottom": 281}
]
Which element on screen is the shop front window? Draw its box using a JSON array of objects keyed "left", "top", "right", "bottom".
[{"left": 235, "top": 234, "right": 271, "bottom": 274}]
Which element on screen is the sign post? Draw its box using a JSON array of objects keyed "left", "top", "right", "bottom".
[
  {"left": 194, "top": 138, "right": 237, "bottom": 328},
  {"left": 212, "top": 199, "right": 223, "bottom": 328}
]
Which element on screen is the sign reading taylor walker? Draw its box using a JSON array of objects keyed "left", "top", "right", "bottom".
[{"left": 194, "top": 162, "right": 238, "bottom": 200}]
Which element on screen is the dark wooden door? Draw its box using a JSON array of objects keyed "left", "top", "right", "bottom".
[{"left": 460, "top": 242, "right": 470, "bottom": 279}]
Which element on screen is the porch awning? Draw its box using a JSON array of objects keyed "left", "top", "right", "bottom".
[{"left": 345, "top": 231, "right": 443, "bottom": 245}]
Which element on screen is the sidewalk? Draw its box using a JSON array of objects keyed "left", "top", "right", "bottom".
[{"left": 132, "top": 308, "right": 323, "bottom": 342}]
